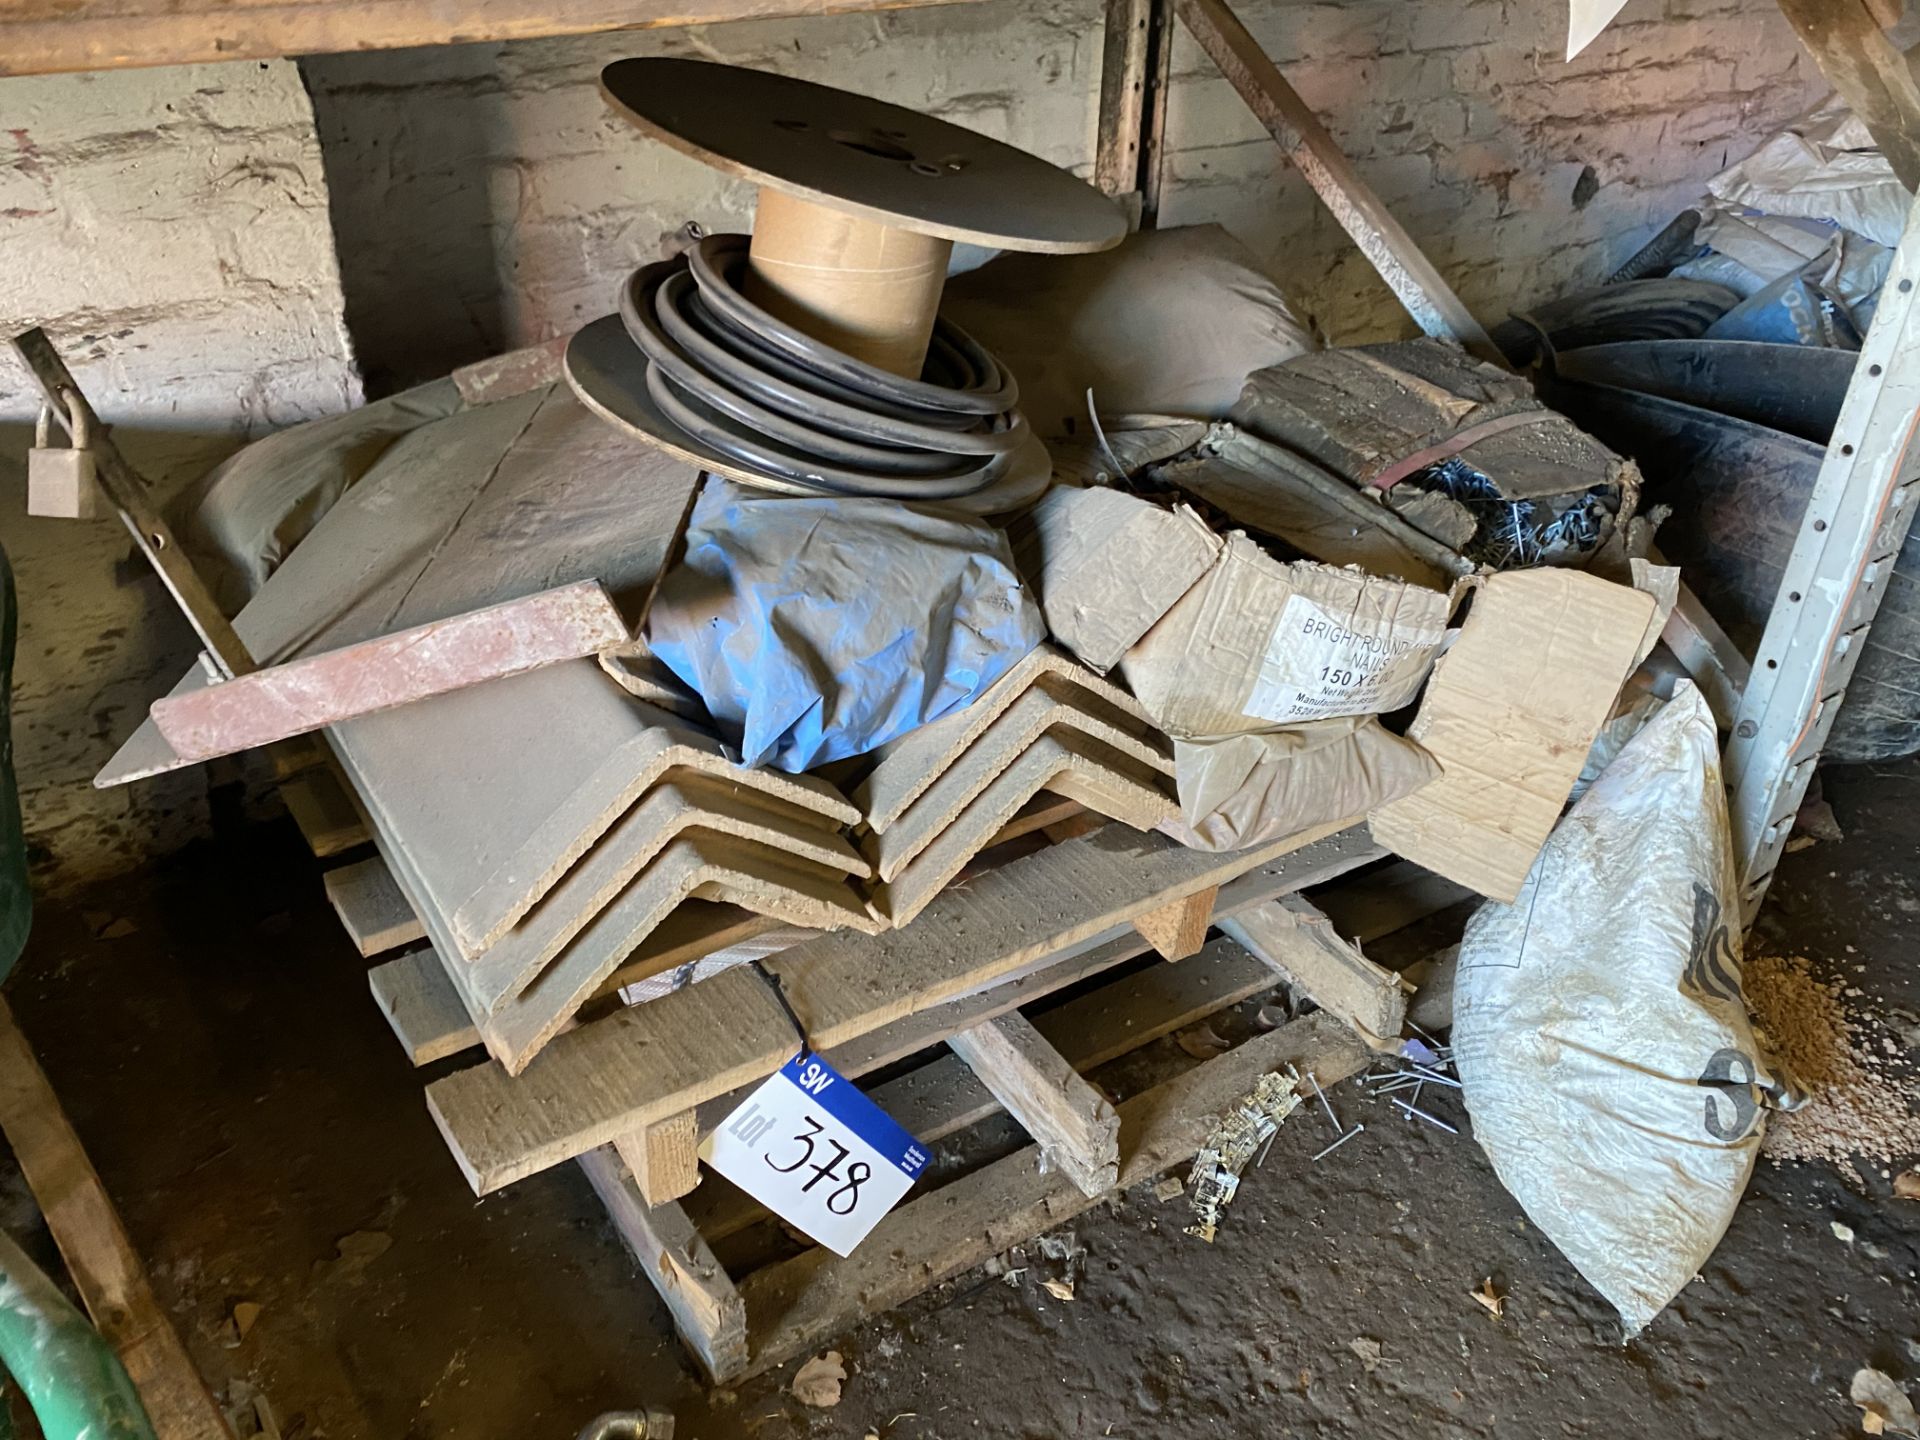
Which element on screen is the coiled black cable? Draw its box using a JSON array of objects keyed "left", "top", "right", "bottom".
[{"left": 617, "top": 232, "right": 1025, "bottom": 500}]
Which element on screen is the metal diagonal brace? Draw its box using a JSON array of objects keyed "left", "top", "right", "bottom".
[
  {"left": 7, "top": 328, "right": 254, "bottom": 679},
  {"left": 1173, "top": 0, "right": 1504, "bottom": 367}
]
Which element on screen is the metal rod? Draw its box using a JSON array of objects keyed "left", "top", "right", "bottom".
[
  {"left": 1311, "top": 1124, "right": 1364, "bottom": 1161},
  {"left": 1392, "top": 1098, "right": 1458, "bottom": 1134},
  {"left": 1305, "top": 1070, "right": 1341, "bottom": 1132},
  {"left": 7, "top": 328, "right": 254, "bottom": 679}
]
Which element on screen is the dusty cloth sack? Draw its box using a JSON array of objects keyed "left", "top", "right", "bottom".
[
  {"left": 944, "top": 225, "right": 1313, "bottom": 440},
  {"left": 179, "top": 378, "right": 463, "bottom": 612},
  {"left": 1454, "top": 683, "right": 1798, "bottom": 1336},
  {"left": 1162, "top": 716, "right": 1437, "bottom": 852},
  {"left": 647, "top": 479, "right": 1045, "bottom": 772}
]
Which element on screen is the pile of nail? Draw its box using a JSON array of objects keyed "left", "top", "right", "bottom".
[
  {"left": 1292, "top": 1064, "right": 1365, "bottom": 1163},
  {"left": 1359, "top": 1034, "right": 1462, "bottom": 1136}
]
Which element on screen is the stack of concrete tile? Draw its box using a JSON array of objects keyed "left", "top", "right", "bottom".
[
  {"left": 336, "top": 664, "right": 882, "bottom": 1075},
  {"left": 93, "top": 376, "right": 887, "bottom": 1076},
  {"left": 850, "top": 646, "right": 1179, "bottom": 925}
]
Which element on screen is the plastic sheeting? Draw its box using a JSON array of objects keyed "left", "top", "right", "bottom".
[
  {"left": 1454, "top": 684, "right": 1798, "bottom": 1336},
  {"left": 647, "top": 479, "right": 1045, "bottom": 772}
]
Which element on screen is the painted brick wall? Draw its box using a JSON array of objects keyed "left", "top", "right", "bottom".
[
  {"left": 1158, "top": 0, "right": 1829, "bottom": 341},
  {"left": 305, "top": 0, "right": 1825, "bottom": 385},
  {"left": 0, "top": 60, "right": 361, "bottom": 892},
  {"left": 301, "top": 1, "right": 1108, "bottom": 389}
]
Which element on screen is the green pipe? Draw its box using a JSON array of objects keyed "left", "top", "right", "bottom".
[{"left": 0, "top": 1230, "right": 157, "bottom": 1440}]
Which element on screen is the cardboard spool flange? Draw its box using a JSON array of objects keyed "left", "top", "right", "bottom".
[{"left": 599, "top": 57, "right": 1128, "bottom": 256}]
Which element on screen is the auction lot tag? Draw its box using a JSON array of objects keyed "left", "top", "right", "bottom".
[{"left": 700, "top": 1051, "right": 928, "bottom": 1257}]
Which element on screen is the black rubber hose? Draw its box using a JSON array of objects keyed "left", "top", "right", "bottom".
[{"left": 614, "top": 232, "right": 1025, "bottom": 500}]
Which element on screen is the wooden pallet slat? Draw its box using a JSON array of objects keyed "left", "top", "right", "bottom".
[
  {"left": 615, "top": 1112, "right": 703, "bottom": 1207},
  {"left": 579, "top": 1148, "right": 749, "bottom": 1383},
  {"left": 1131, "top": 884, "right": 1218, "bottom": 960},
  {"left": 425, "top": 821, "right": 1379, "bottom": 1194},
  {"left": 1220, "top": 897, "right": 1408, "bottom": 1048},
  {"left": 731, "top": 1011, "right": 1369, "bottom": 1382},
  {"left": 324, "top": 856, "right": 426, "bottom": 958},
  {"left": 683, "top": 933, "right": 1280, "bottom": 1245},
  {"left": 0, "top": 999, "right": 235, "bottom": 1440},
  {"left": 948, "top": 1012, "right": 1121, "bottom": 1196}
]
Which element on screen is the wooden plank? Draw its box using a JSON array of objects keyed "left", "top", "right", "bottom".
[
  {"left": 1172, "top": 0, "right": 1502, "bottom": 364},
  {"left": 731, "top": 1011, "right": 1369, "bottom": 1382},
  {"left": 0, "top": 0, "right": 988, "bottom": 77},
  {"left": 1774, "top": 0, "right": 1920, "bottom": 191},
  {"left": 425, "top": 820, "right": 1379, "bottom": 1194},
  {"left": 1096, "top": 0, "right": 1156, "bottom": 198},
  {"left": 614, "top": 1112, "right": 701, "bottom": 1207},
  {"left": 368, "top": 948, "right": 476, "bottom": 1067},
  {"left": 578, "top": 1147, "right": 748, "bottom": 1383},
  {"left": 1313, "top": 858, "right": 1473, "bottom": 945},
  {"left": 684, "top": 935, "right": 1279, "bottom": 1242},
  {"left": 1130, "top": 885, "right": 1216, "bottom": 960},
  {"left": 366, "top": 905, "right": 788, "bottom": 1066},
  {"left": 1219, "top": 897, "right": 1406, "bottom": 1048},
  {"left": 323, "top": 857, "right": 424, "bottom": 958},
  {"left": 0, "top": 998, "right": 235, "bottom": 1440},
  {"left": 771, "top": 821, "right": 1366, "bottom": 1050},
  {"left": 948, "top": 1013, "right": 1120, "bottom": 1195},
  {"left": 281, "top": 768, "right": 367, "bottom": 858},
  {"left": 150, "top": 581, "right": 628, "bottom": 764}
]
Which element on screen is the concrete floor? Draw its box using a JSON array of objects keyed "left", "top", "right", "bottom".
[{"left": 1, "top": 758, "right": 1916, "bottom": 1439}]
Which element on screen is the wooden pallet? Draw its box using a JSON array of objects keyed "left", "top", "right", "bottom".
[
  {"left": 580, "top": 946, "right": 1371, "bottom": 1383},
  {"left": 328, "top": 786, "right": 1458, "bottom": 1378}
]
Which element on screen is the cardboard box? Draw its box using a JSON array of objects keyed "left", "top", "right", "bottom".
[
  {"left": 1119, "top": 534, "right": 1451, "bottom": 738},
  {"left": 1012, "top": 487, "right": 1222, "bottom": 674},
  {"left": 1369, "top": 567, "right": 1659, "bottom": 902}
]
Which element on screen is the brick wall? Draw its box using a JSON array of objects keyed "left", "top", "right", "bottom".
[
  {"left": 0, "top": 60, "right": 360, "bottom": 892},
  {"left": 305, "top": 0, "right": 1825, "bottom": 384},
  {"left": 302, "top": 1, "right": 1106, "bottom": 390},
  {"left": 1158, "top": 0, "right": 1828, "bottom": 341}
]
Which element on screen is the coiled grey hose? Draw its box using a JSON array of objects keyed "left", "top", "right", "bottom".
[{"left": 617, "top": 232, "right": 1026, "bottom": 499}]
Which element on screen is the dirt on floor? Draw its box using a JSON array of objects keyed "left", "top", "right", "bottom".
[{"left": 1, "top": 757, "right": 1916, "bottom": 1440}]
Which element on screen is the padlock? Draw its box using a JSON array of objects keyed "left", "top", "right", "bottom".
[{"left": 27, "top": 390, "right": 109, "bottom": 521}]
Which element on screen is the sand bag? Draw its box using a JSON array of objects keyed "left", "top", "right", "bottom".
[
  {"left": 647, "top": 479, "right": 1044, "bottom": 772},
  {"left": 1454, "top": 683, "right": 1799, "bottom": 1336}
]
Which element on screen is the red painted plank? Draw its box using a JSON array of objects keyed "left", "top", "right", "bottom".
[{"left": 150, "top": 581, "right": 627, "bottom": 763}]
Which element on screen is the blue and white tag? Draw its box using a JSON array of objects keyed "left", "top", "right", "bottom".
[{"left": 700, "top": 1051, "right": 929, "bottom": 1257}]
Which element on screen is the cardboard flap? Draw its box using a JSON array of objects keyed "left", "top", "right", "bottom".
[{"left": 1368, "top": 568, "right": 1658, "bottom": 902}]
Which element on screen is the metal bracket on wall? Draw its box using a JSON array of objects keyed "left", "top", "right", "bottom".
[{"left": 1723, "top": 189, "right": 1920, "bottom": 925}]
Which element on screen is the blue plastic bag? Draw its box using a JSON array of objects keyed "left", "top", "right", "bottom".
[{"left": 647, "top": 480, "right": 1044, "bottom": 772}]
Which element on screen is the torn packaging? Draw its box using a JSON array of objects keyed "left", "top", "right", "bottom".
[
  {"left": 1119, "top": 536, "right": 1450, "bottom": 739},
  {"left": 1010, "top": 487, "right": 1222, "bottom": 674},
  {"left": 1163, "top": 718, "right": 1437, "bottom": 853}
]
